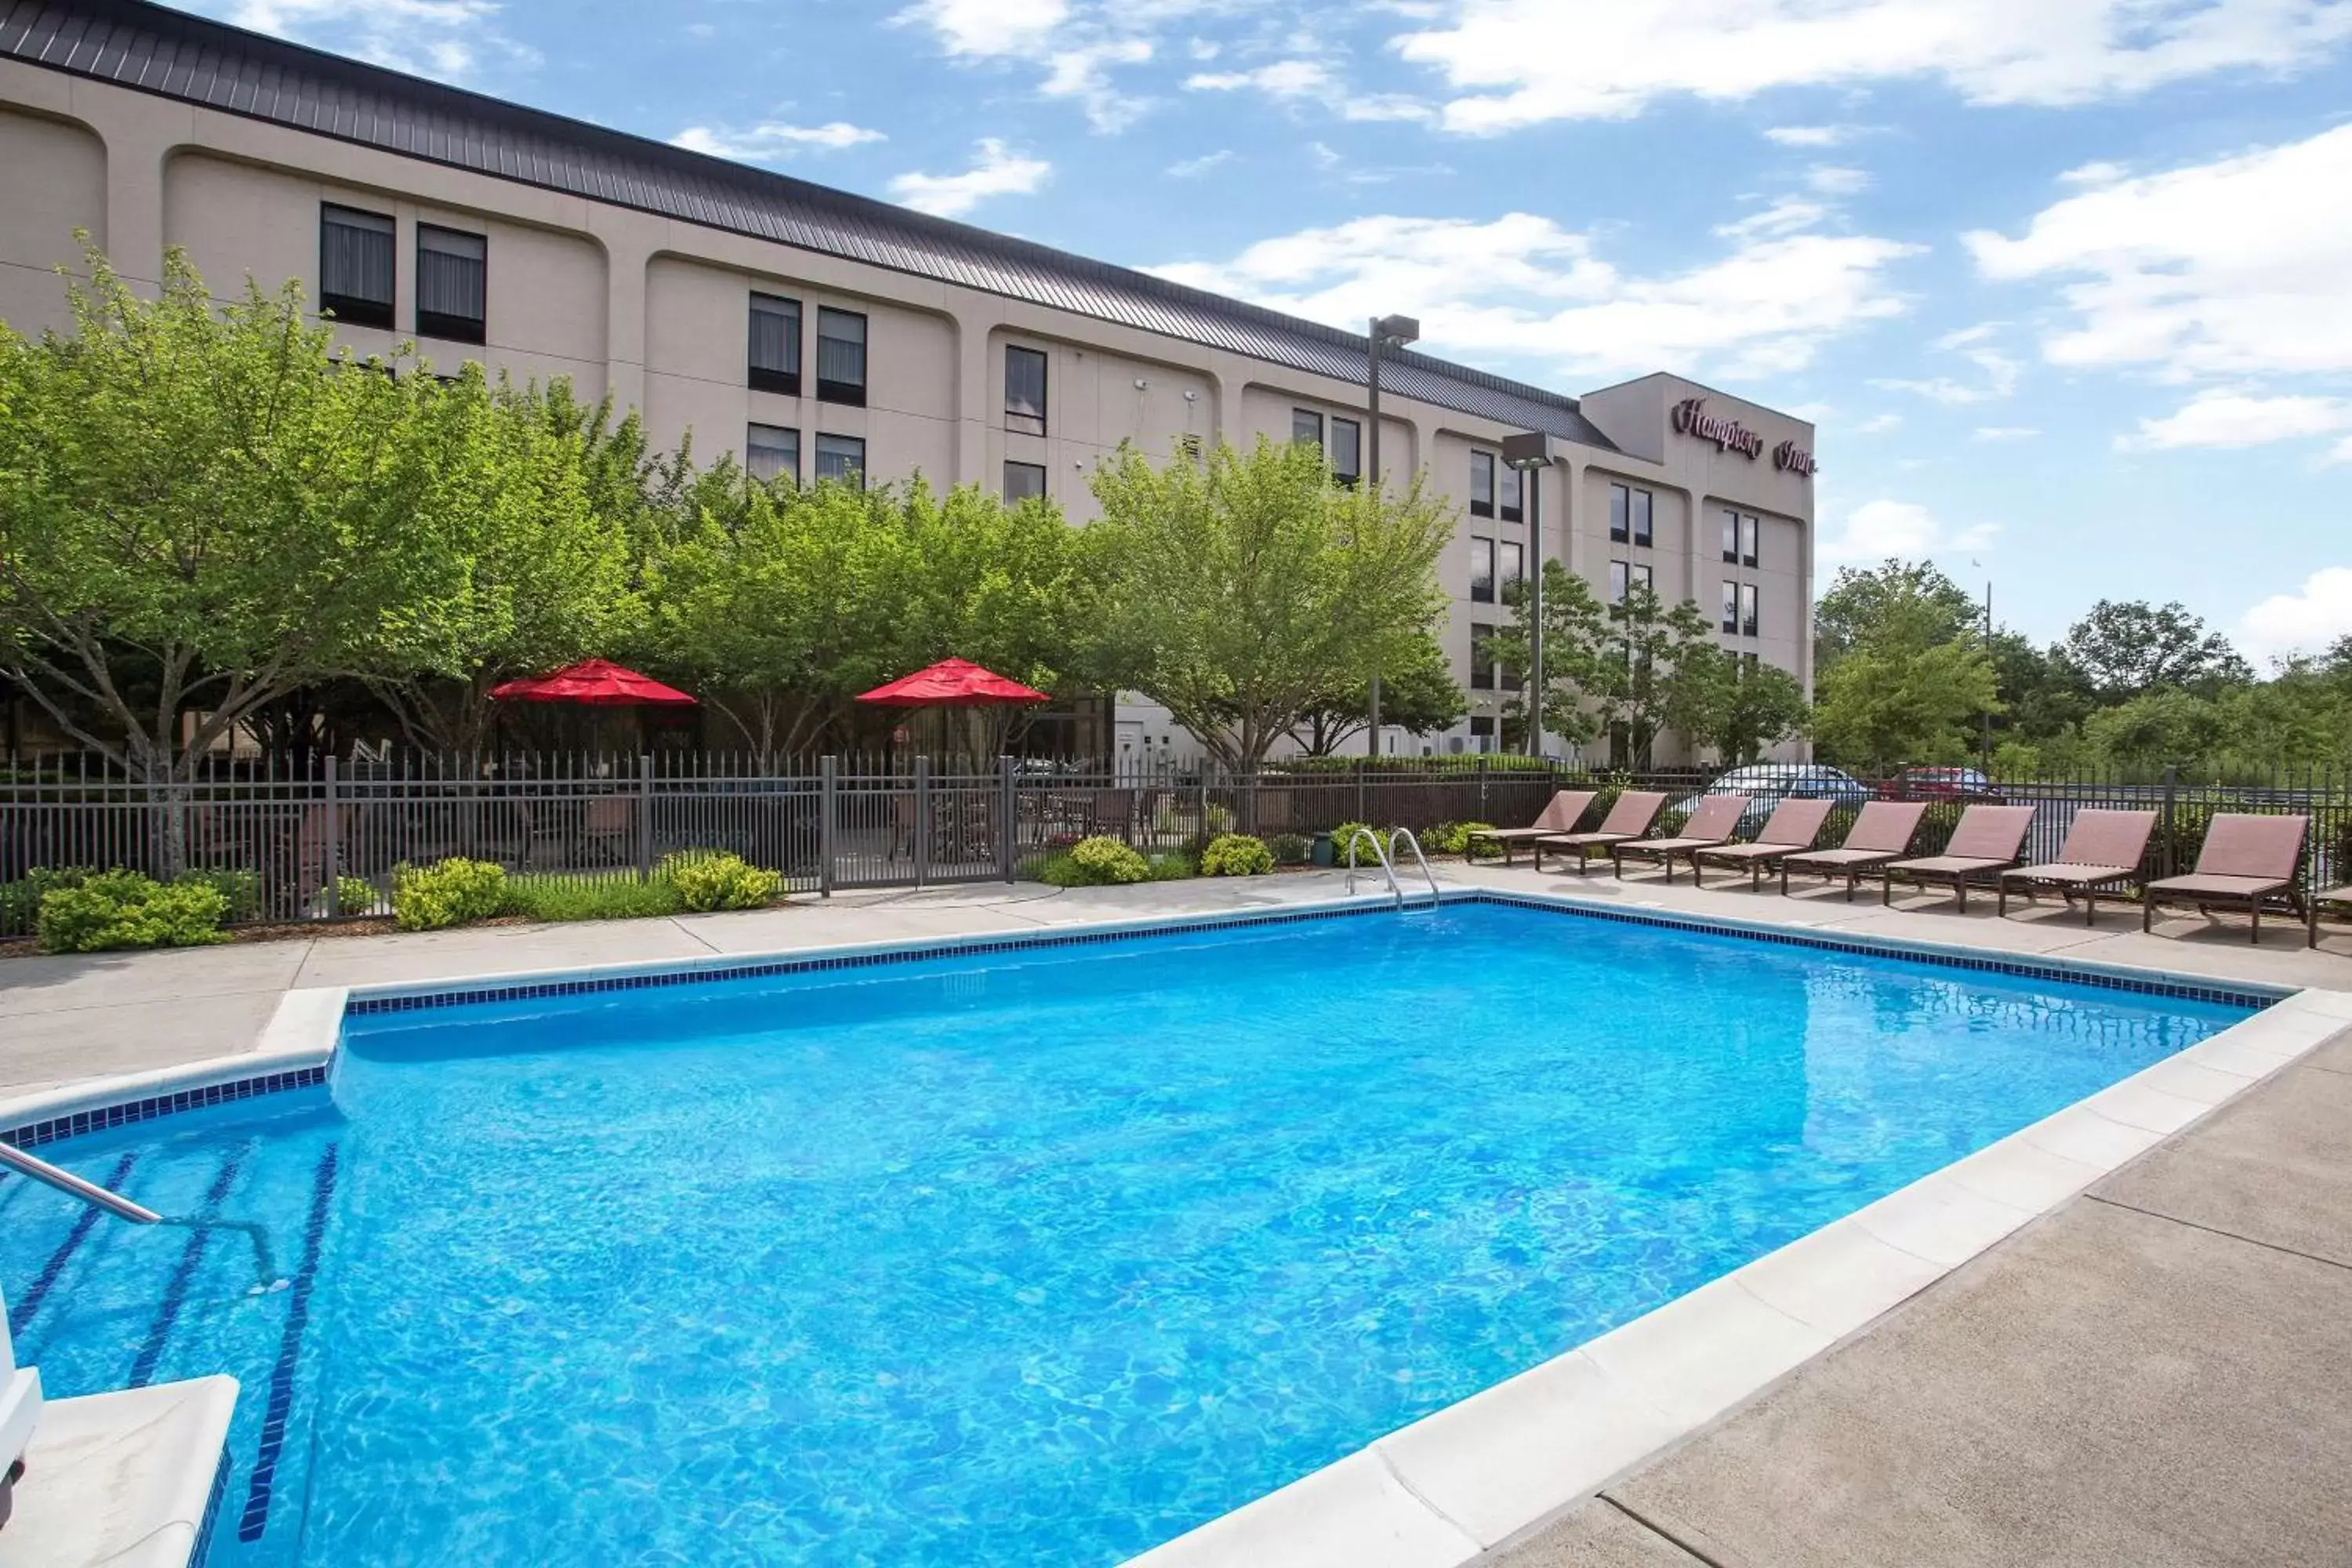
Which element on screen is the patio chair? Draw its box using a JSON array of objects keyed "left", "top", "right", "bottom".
[
  {"left": 582, "top": 795, "right": 633, "bottom": 864},
  {"left": 1467, "top": 789, "right": 1597, "bottom": 867},
  {"left": 1532, "top": 790, "right": 1667, "bottom": 876},
  {"left": 1879, "top": 804, "right": 2037, "bottom": 912},
  {"left": 2142, "top": 813, "right": 2309, "bottom": 945},
  {"left": 1996, "top": 808, "right": 2156, "bottom": 925},
  {"left": 2312, "top": 884, "right": 2352, "bottom": 949},
  {"left": 1779, "top": 801, "right": 1930, "bottom": 898},
  {"left": 1691, "top": 797, "right": 1836, "bottom": 891},
  {"left": 1610, "top": 794, "right": 1755, "bottom": 884}
]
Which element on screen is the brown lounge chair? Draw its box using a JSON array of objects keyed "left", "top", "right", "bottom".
[
  {"left": 1996, "top": 808, "right": 2156, "bottom": 925},
  {"left": 1533, "top": 790, "right": 1668, "bottom": 875},
  {"left": 1611, "top": 794, "right": 1754, "bottom": 884},
  {"left": 1880, "top": 804, "right": 2037, "bottom": 912},
  {"left": 1467, "top": 789, "right": 1598, "bottom": 867},
  {"left": 1779, "top": 801, "right": 1929, "bottom": 898},
  {"left": 2312, "top": 884, "right": 2352, "bottom": 949},
  {"left": 1691, "top": 797, "right": 1836, "bottom": 891},
  {"left": 2143, "top": 813, "right": 2309, "bottom": 945}
]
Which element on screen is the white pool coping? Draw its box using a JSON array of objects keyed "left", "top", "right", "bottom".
[{"left": 2, "top": 887, "right": 2344, "bottom": 1568}]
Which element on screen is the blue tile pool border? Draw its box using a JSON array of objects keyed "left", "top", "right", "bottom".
[{"left": 1, "top": 1067, "right": 328, "bottom": 1151}]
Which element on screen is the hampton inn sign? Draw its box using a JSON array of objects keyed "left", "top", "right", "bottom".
[{"left": 1671, "top": 397, "right": 1817, "bottom": 477}]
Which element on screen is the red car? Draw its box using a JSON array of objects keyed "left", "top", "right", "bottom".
[{"left": 1876, "top": 767, "right": 2005, "bottom": 804}]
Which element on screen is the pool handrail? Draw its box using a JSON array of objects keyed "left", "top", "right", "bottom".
[
  {"left": 1341, "top": 827, "right": 1406, "bottom": 908},
  {"left": 0, "top": 1138, "right": 161, "bottom": 1225},
  {"left": 1387, "top": 827, "right": 1443, "bottom": 908}
]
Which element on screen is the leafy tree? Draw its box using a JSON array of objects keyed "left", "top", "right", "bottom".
[
  {"left": 1291, "top": 631, "right": 1468, "bottom": 756},
  {"left": 1685, "top": 651, "right": 1811, "bottom": 764},
  {"left": 1478, "top": 561, "right": 1611, "bottom": 753},
  {"left": 1087, "top": 437, "right": 1451, "bottom": 771},
  {"left": 1810, "top": 564, "right": 1999, "bottom": 772},
  {"left": 2059, "top": 599, "right": 2251, "bottom": 702},
  {"left": 0, "top": 245, "right": 474, "bottom": 783},
  {"left": 2083, "top": 688, "right": 2233, "bottom": 769},
  {"left": 1987, "top": 630, "right": 2095, "bottom": 746},
  {"left": 1816, "top": 560, "right": 1978, "bottom": 670},
  {"left": 1592, "top": 585, "right": 1724, "bottom": 768}
]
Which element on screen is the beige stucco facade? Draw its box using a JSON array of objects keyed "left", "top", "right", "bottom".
[{"left": 0, "top": 57, "right": 1817, "bottom": 766}]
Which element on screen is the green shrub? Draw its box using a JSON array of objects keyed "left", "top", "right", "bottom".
[
  {"left": 1147, "top": 851, "right": 1199, "bottom": 881},
  {"left": 1422, "top": 822, "right": 1501, "bottom": 858},
  {"left": 662, "top": 851, "right": 786, "bottom": 913},
  {"left": 1267, "top": 833, "right": 1312, "bottom": 866},
  {"left": 2, "top": 866, "right": 91, "bottom": 933},
  {"left": 37, "top": 869, "right": 229, "bottom": 953},
  {"left": 176, "top": 866, "right": 263, "bottom": 924},
  {"left": 392, "top": 858, "right": 508, "bottom": 931},
  {"left": 333, "top": 875, "right": 383, "bottom": 916},
  {"left": 1329, "top": 821, "right": 1381, "bottom": 862},
  {"left": 1036, "top": 836, "right": 1152, "bottom": 886},
  {"left": 500, "top": 872, "right": 684, "bottom": 924},
  {"left": 1200, "top": 833, "right": 1275, "bottom": 877}
]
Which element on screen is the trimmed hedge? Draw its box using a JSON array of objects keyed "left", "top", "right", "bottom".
[
  {"left": 37, "top": 870, "right": 229, "bottom": 953},
  {"left": 1200, "top": 833, "right": 1275, "bottom": 877}
]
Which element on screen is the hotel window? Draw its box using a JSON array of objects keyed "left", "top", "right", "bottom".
[
  {"left": 415, "top": 223, "right": 486, "bottom": 344},
  {"left": 1470, "top": 451, "right": 1496, "bottom": 518},
  {"left": 1740, "top": 583, "right": 1760, "bottom": 637},
  {"left": 1499, "top": 539, "right": 1524, "bottom": 594},
  {"left": 1722, "top": 581, "right": 1740, "bottom": 634},
  {"left": 815, "top": 433, "right": 866, "bottom": 486},
  {"left": 1499, "top": 463, "right": 1523, "bottom": 524},
  {"left": 1470, "top": 623, "right": 1496, "bottom": 690},
  {"left": 1005, "top": 345, "right": 1047, "bottom": 436},
  {"left": 1610, "top": 561, "right": 1630, "bottom": 604},
  {"left": 1739, "top": 514, "right": 1759, "bottom": 568},
  {"left": 746, "top": 423, "right": 798, "bottom": 485},
  {"left": 1469, "top": 715, "right": 1495, "bottom": 751},
  {"left": 1722, "top": 510, "right": 1740, "bottom": 564},
  {"left": 1004, "top": 460, "right": 1047, "bottom": 503},
  {"left": 1292, "top": 408, "right": 1324, "bottom": 448},
  {"left": 319, "top": 204, "right": 394, "bottom": 330},
  {"left": 1630, "top": 488, "right": 1653, "bottom": 548},
  {"left": 816, "top": 307, "right": 867, "bottom": 405},
  {"left": 1330, "top": 416, "right": 1363, "bottom": 487},
  {"left": 748, "top": 293, "right": 800, "bottom": 395},
  {"left": 1470, "top": 537, "right": 1496, "bottom": 603},
  {"left": 1610, "top": 483, "right": 1630, "bottom": 543}
]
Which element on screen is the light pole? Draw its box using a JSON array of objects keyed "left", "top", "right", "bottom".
[
  {"left": 1501, "top": 431, "right": 1555, "bottom": 759},
  {"left": 1365, "top": 314, "right": 1419, "bottom": 758}
]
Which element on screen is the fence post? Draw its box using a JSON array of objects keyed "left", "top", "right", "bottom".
[
  {"left": 1355, "top": 760, "right": 1367, "bottom": 826},
  {"left": 324, "top": 755, "right": 342, "bottom": 918},
  {"left": 2159, "top": 764, "right": 2178, "bottom": 880},
  {"left": 915, "top": 755, "right": 931, "bottom": 889},
  {"left": 819, "top": 755, "right": 837, "bottom": 898},
  {"left": 1479, "top": 753, "right": 1490, "bottom": 816},
  {"left": 1198, "top": 768, "right": 1212, "bottom": 847},
  {"left": 638, "top": 754, "right": 655, "bottom": 880},
  {"left": 999, "top": 754, "right": 1017, "bottom": 884}
]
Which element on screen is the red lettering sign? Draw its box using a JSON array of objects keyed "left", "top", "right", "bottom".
[
  {"left": 1772, "top": 439, "right": 1817, "bottom": 477},
  {"left": 1670, "top": 397, "right": 1766, "bottom": 460}
]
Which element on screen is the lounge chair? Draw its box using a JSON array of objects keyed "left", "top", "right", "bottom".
[
  {"left": 1467, "top": 789, "right": 1598, "bottom": 867},
  {"left": 1610, "top": 794, "right": 1754, "bottom": 884},
  {"left": 1996, "top": 808, "right": 2156, "bottom": 925},
  {"left": 2312, "top": 884, "right": 2352, "bottom": 949},
  {"left": 1691, "top": 797, "right": 1835, "bottom": 891},
  {"left": 1879, "top": 804, "right": 2037, "bottom": 912},
  {"left": 1779, "top": 801, "right": 1929, "bottom": 898},
  {"left": 2142, "top": 813, "right": 2308, "bottom": 945},
  {"left": 1532, "top": 790, "right": 1667, "bottom": 875}
]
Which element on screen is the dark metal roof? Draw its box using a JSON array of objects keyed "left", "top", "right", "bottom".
[{"left": 0, "top": 0, "right": 1619, "bottom": 450}]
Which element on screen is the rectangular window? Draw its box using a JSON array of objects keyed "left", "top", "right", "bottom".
[
  {"left": 1610, "top": 483, "right": 1630, "bottom": 544},
  {"left": 1722, "top": 581, "right": 1740, "bottom": 634},
  {"left": 1470, "top": 537, "right": 1496, "bottom": 604},
  {"left": 1744, "top": 651, "right": 1761, "bottom": 677},
  {"left": 1004, "top": 460, "right": 1047, "bottom": 503},
  {"left": 1740, "top": 514, "right": 1760, "bottom": 568},
  {"left": 319, "top": 203, "right": 394, "bottom": 330},
  {"left": 816, "top": 307, "right": 867, "bottom": 405},
  {"left": 1468, "top": 715, "right": 1495, "bottom": 751},
  {"left": 415, "top": 223, "right": 486, "bottom": 344},
  {"left": 1630, "top": 488, "right": 1653, "bottom": 548},
  {"left": 1470, "top": 623, "right": 1496, "bottom": 691},
  {"left": 1610, "top": 561, "right": 1630, "bottom": 604},
  {"left": 1631, "top": 563, "right": 1653, "bottom": 597},
  {"left": 815, "top": 433, "right": 866, "bottom": 486},
  {"left": 1330, "top": 416, "right": 1362, "bottom": 487},
  {"left": 1740, "top": 583, "right": 1760, "bottom": 637},
  {"left": 1499, "top": 539, "right": 1523, "bottom": 593},
  {"left": 1005, "top": 345, "right": 1047, "bottom": 436},
  {"left": 749, "top": 293, "right": 800, "bottom": 395},
  {"left": 1722, "top": 510, "right": 1740, "bottom": 564},
  {"left": 746, "top": 423, "right": 798, "bottom": 485},
  {"left": 1470, "top": 451, "right": 1496, "bottom": 518},
  {"left": 1292, "top": 408, "right": 1324, "bottom": 449},
  {"left": 1499, "top": 463, "right": 1523, "bottom": 524}
]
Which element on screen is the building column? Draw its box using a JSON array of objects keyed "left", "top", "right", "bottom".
[
  {"left": 586, "top": 211, "right": 661, "bottom": 416},
  {"left": 78, "top": 92, "right": 187, "bottom": 289}
]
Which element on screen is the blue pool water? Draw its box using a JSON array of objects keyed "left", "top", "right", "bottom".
[{"left": 2, "top": 903, "right": 2251, "bottom": 1565}]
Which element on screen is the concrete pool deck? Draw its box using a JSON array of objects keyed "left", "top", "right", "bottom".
[{"left": 4, "top": 863, "right": 2350, "bottom": 1565}]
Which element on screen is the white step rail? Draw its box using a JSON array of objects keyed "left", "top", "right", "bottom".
[
  {"left": 1387, "top": 827, "right": 1443, "bottom": 908},
  {"left": 0, "top": 1140, "right": 160, "bottom": 1225},
  {"left": 1341, "top": 826, "right": 1406, "bottom": 908}
]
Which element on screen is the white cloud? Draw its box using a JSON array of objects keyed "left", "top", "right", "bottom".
[
  {"left": 1149, "top": 210, "right": 1920, "bottom": 382},
  {"left": 2236, "top": 568, "right": 2352, "bottom": 663},
  {"left": 1395, "top": 0, "right": 2352, "bottom": 133},
  {"left": 1714, "top": 198, "right": 1831, "bottom": 241},
  {"left": 1807, "top": 165, "right": 1871, "bottom": 195},
  {"left": 893, "top": 0, "right": 1070, "bottom": 56},
  {"left": 1972, "top": 425, "right": 2041, "bottom": 441},
  {"left": 1183, "top": 56, "right": 1434, "bottom": 122},
  {"left": 1766, "top": 125, "right": 1846, "bottom": 147},
  {"left": 670, "top": 121, "right": 887, "bottom": 162},
  {"left": 1967, "top": 123, "right": 2352, "bottom": 378},
  {"left": 228, "top": 0, "right": 523, "bottom": 77},
  {"left": 2119, "top": 390, "right": 2352, "bottom": 452},
  {"left": 1818, "top": 499, "right": 2000, "bottom": 562},
  {"left": 2057, "top": 158, "right": 2129, "bottom": 185},
  {"left": 1872, "top": 322, "right": 2024, "bottom": 404},
  {"left": 1857, "top": 412, "right": 1904, "bottom": 433},
  {"left": 887, "top": 140, "right": 1052, "bottom": 218},
  {"left": 1167, "top": 149, "right": 1237, "bottom": 177},
  {"left": 1041, "top": 38, "right": 1158, "bottom": 130}
]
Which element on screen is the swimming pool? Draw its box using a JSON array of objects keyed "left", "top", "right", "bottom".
[{"left": 0, "top": 899, "right": 2257, "bottom": 1565}]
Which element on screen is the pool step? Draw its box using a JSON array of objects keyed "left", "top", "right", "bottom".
[{"left": 0, "top": 1374, "right": 238, "bottom": 1568}]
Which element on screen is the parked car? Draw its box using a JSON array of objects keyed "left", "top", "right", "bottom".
[
  {"left": 1876, "top": 766, "right": 2005, "bottom": 804},
  {"left": 1670, "top": 764, "right": 1872, "bottom": 831}
]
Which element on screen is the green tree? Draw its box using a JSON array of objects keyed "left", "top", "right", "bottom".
[
  {"left": 1592, "top": 585, "right": 1722, "bottom": 768},
  {"left": 1478, "top": 561, "right": 1611, "bottom": 753},
  {"left": 2060, "top": 599, "right": 2252, "bottom": 702},
  {"left": 1291, "top": 630, "right": 1468, "bottom": 756},
  {"left": 1087, "top": 437, "right": 1451, "bottom": 770},
  {"left": 0, "top": 245, "right": 472, "bottom": 782},
  {"left": 2083, "top": 687, "right": 2233, "bottom": 770},
  {"left": 1815, "top": 559, "right": 1978, "bottom": 670},
  {"left": 1809, "top": 563, "right": 2000, "bottom": 772},
  {"left": 1684, "top": 650, "right": 1811, "bottom": 764}
]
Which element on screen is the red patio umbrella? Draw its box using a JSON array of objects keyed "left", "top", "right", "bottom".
[
  {"left": 854, "top": 658, "right": 1049, "bottom": 708},
  {"left": 491, "top": 659, "right": 698, "bottom": 706}
]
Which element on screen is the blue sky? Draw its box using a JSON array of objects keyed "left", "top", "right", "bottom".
[{"left": 199, "top": 0, "right": 2352, "bottom": 659}]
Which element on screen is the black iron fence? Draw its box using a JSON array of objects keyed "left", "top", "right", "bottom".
[{"left": 1, "top": 751, "right": 2347, "bottom": 937}]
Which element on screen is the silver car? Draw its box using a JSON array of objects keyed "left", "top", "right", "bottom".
[{"left": 1671, "top": 764, "right": 1871, "bottom": 829}]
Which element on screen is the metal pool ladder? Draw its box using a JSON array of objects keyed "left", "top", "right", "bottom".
[
  {"left": 1342, "top": 826, "right": 1442, "bottom": 910},
  {"left": 0, "top": 1138, "right": 161, "bottom": 1225},
  {"left": 1388, "top": 827, "right": 1443, "bottom": 908}
]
